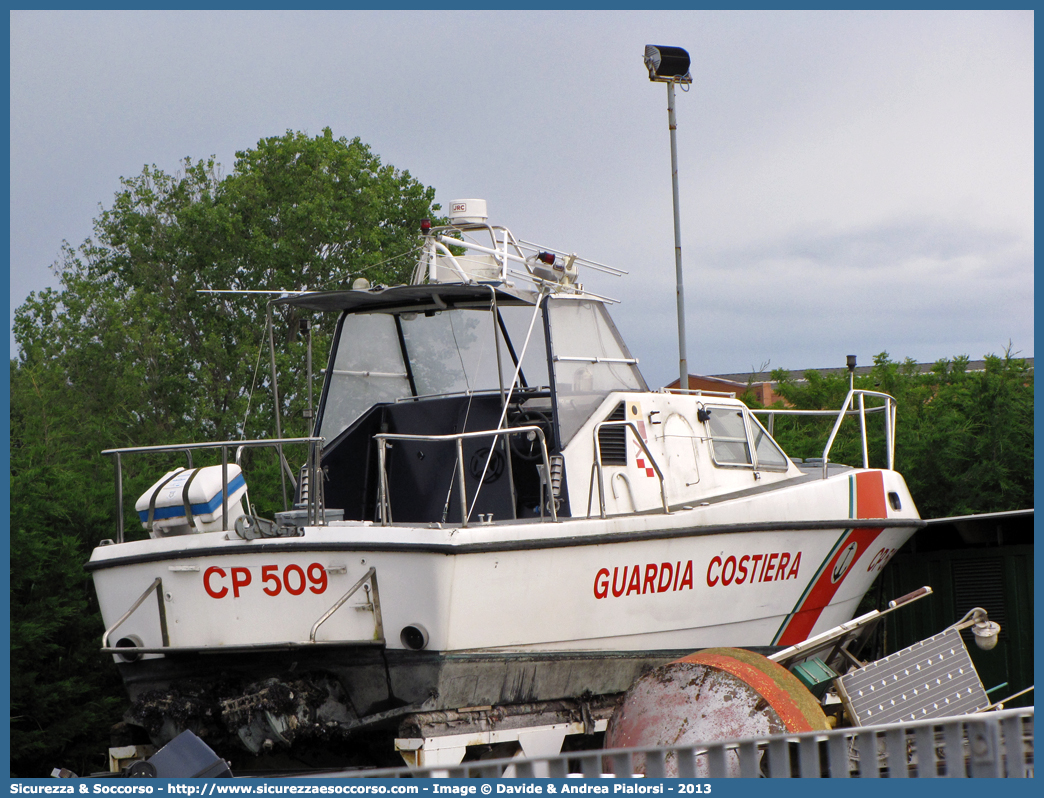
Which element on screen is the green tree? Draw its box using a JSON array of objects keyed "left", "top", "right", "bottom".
[
  {"left": 10, "top": 360, "right": 127, "bottom": 776},
  {"left": 766, "top": 350, "right": 1033, "bottom": 519},
  {"left": 896, "top": 351, "right": 1034, "bottom": 518},
  {"left": 17, "top": 129, "right": 436, "bottom": 443},
  {"left": 10, "top": 130, "right": 440, "bottom": 775}
]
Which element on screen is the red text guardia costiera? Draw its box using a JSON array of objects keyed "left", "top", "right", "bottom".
[{"left": 593, "top": 551, "right": 802, "bottom": 599}]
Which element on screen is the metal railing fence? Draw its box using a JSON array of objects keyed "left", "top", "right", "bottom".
[{"left": 306, "top": 707, "right": 1033, "bottom": 779}]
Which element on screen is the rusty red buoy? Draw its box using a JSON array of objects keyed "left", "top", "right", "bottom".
[{"left": 604, "top": 647, "right": 829, "bottom": 776}]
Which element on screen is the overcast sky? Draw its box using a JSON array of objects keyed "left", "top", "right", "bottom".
[{"left": 9, "top": 9, "right": 1033, "bottom": 387}]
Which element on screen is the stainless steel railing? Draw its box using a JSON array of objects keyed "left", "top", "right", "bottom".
[
  {"left": 102, "top": 436, "right": 324, "bottom": 544},
  {"left": 753, "top": 389, "right": 897, "bottom": 477},
  {"left": 310, "top": 567, "right": 384, "bottom": 644},
  {"left": 588, "top": 420, "right": 669, "bottom": 518},
  {"left": 374, "top": 425, "right": 557, "bottom": 526}
]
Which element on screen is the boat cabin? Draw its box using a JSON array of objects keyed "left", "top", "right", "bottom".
[{"left": 280, "top": 216, "right": 801, "bottom": 528}]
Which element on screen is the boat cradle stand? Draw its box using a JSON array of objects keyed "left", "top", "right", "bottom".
[{"left": 394, "top": 696, "right": 619, "bottom": 768}]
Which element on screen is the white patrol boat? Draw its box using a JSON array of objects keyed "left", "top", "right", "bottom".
[{"left": 87, "top": 200, "right": 923, "bottom": 766}]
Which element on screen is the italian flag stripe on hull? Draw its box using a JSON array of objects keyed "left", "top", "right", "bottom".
[{"left": 772, "top": 471, "right": 887, "bottom": 646}]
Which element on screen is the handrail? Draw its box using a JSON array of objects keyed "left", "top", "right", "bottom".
[
  {"left": 374, "top": 426, "right": 557, "bottom": 527},
  {"left": 589, "top": 420, "right": 669, "bottom": 519},
  {"left": 310, "top": 567, "right": 384, "bottom": 644},
  {"left": 661, "top": 387, "right": 737, "bottom": 398},
  {"left": 102, "top": 436, "right": 324, "bottom": 543},
  {"left": 100, "top": 570, "right": 386, "bottom": 654},
  {"left": 101, "top": 577, "right": 168, "bottom": 650},
  {"left": 752, "top": 389, "right": 896, "bottom": 478},
  {"left": 753, "top": 405, "right": 890, "bottom": 419}
]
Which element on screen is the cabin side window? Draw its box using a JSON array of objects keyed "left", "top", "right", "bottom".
[
  {"left": 750, "top": 415, "right": 789, "bottom": 471},
  {"left": 546, "top": 298, "right": 647, "bottom": 446},
  {"left": 705, "top": 406, "right": 790, "bottom": 471},
  {"left": 706, "top": 407, "right": 753, "bottom": 467},
  {"left": 319, "top": 313, "right": 411, "bottom": 441}
]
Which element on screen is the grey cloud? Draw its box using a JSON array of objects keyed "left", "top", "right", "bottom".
[
  {"left": 704, "top": 217, "right": 1027, "bottom": 276},
  {"left": 10, "top": 10, "right": 1033, "bottom": 379}
]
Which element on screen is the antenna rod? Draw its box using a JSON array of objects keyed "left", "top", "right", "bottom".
[{"left": 266, "top": 301, "right": 288, "bottom": 510}]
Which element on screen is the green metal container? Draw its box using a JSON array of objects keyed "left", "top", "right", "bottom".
[{"left": 791, "top": 657, "right": 838, "bottom": 699}]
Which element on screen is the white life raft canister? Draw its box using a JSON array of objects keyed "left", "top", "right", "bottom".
[{"left": 134, "top": 465, "right": 247, "bottom": 537}]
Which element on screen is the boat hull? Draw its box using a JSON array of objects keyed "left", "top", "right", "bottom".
[{"left": 89, "top": 468, "right": 921, "bottom": 749}]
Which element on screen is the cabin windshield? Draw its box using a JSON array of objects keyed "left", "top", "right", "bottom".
[
  {"left": 319, "top": 302, "right": 549, "bottom": 443},
  {"left": 320, "top": 313, "right": 411, "bottom": 441},
  {"left": 318, "top": 295, "right": 646, "bottom": 450},
  {"left": 546, "top": 298, "right": 647, "bottom": 445}
]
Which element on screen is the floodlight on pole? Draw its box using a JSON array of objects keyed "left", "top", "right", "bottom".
[
  {"left": 644, "top": 45, "right": 692, "bottom": 392},
  {"left": 643, "top": 45, "right": 693, "bottom": 83}
]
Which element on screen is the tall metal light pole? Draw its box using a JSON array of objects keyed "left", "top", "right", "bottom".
[{"left": 644, "top": 45, "right": 692, "bottom": 392}]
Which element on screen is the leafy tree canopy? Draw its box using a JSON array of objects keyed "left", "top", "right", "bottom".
[
  {"left": 15, "top": 128, "right": 438, "bottom": 444},
  {"left": 753, "top": 350, "right": 1033, "bottom": 519}
]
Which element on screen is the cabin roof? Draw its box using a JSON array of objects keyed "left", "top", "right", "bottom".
[{"left": 274, "top": 283, "right": 538, "bottom": 313}]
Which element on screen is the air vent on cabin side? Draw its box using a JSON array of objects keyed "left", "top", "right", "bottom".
[{"left": 598, "top": 403, "right": 628, "bottom": 465}]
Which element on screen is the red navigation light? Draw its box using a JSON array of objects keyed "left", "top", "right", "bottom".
[
  {"left": 537, "top": 252, "right": 556, "bottom": 265},
  {"left": 421, "top": 219, "right": 432, "bottom": 233}
]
